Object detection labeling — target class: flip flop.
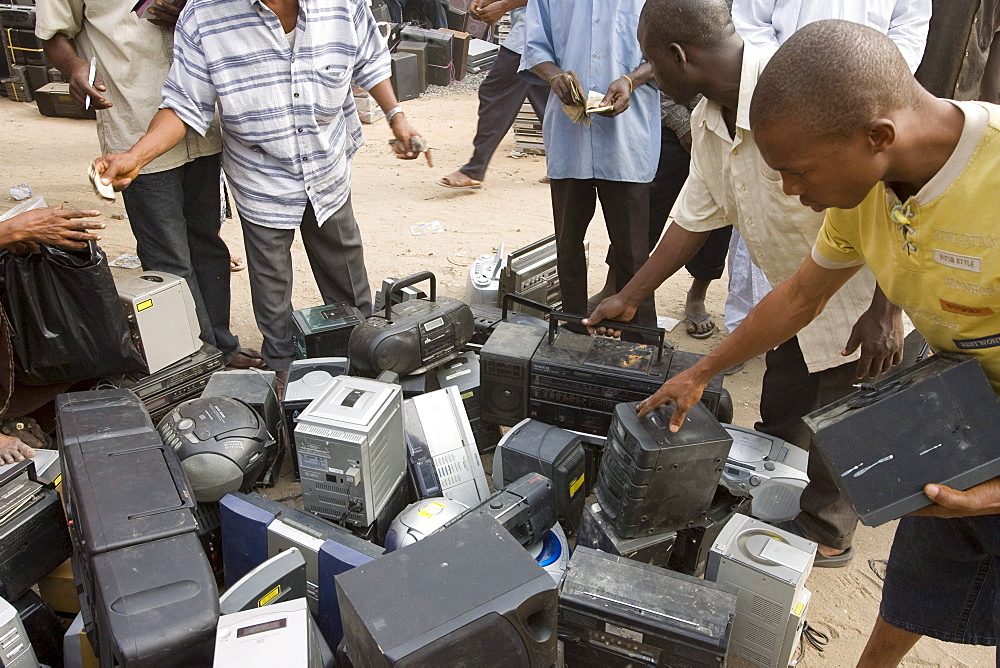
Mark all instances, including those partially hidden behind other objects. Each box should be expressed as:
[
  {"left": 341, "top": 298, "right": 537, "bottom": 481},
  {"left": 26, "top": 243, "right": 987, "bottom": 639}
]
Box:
[
  {"left": 227, "top": 348, "right": 267, "bottom": 370},
  {"left": 772, "top": 520, "right": 855, "bottom": 568},
  {"left": 230, "top": 255, "right": 246, "bottom": 272},
  {"left": 438, "top": 175, "right": 482, "bottom": 190},
  {"left": 684, "top": 312, "right": 716, "bottom": 339}
]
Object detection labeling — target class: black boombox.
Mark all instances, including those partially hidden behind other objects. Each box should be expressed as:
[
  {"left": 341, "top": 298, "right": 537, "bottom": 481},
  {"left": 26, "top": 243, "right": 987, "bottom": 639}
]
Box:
[
  {"left": 348, "top": 272, "right": 474, "bottom": 377},
  {"left": 435, "top": 472, "right": 557, "bottom": 548},
  {"left": 481, "top": 314, "right": 731, "bottom": 436}
]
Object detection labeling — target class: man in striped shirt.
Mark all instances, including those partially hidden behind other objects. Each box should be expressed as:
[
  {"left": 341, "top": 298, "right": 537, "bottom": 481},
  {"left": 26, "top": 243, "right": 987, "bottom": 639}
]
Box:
[{"left": 94, "top": 0, "right": 424, "bottom": 381}]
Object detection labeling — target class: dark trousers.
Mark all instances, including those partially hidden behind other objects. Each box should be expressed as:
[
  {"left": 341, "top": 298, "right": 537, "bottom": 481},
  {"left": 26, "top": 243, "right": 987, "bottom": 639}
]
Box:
[
  {"left": 121, "top": 153, "right": 239, "bottom": 360},
  {"left": 550, "top": 179, "right": 656, "bottom": 335},
  {"left": 460, "top": 46, "right": 549, "bottom": 182},
  {"left": 241, "top": 195, "right": 371, "bottom": 371},
  {"left": 756, "top": 337, "right": 860, "bottom": 550}
]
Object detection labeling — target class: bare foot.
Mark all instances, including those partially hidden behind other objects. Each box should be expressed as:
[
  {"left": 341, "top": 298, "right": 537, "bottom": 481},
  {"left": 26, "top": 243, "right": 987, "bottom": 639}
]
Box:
[
  {"left": 439, "top": 171, "right": 482, "bottom": 189},
  {"left": 684, "top": 278, "right": 716, "bottom": 338},
  {"left": 0, "top": 434, "right": 35, "bottom": 464}
]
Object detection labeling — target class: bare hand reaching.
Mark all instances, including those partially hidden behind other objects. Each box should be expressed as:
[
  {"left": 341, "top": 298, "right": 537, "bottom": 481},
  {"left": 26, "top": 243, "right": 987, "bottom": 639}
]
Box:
[{"left": 5, "top": 207, "right": 104, "bottom": 251}]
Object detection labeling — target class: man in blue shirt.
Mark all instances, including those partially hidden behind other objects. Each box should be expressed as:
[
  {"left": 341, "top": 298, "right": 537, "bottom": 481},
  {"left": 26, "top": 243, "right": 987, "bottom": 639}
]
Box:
[{"left": 520, "top": 0, "right": 660, "bottom": 332}]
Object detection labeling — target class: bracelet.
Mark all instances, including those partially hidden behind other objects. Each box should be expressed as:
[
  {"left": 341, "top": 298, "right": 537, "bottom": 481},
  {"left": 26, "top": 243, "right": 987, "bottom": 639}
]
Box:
[
  {"left": 385, "top": 106, "right": 404, "bottom": 127},
  {"left": 621, "top": 74, "right": 634, "bottom": 93}
]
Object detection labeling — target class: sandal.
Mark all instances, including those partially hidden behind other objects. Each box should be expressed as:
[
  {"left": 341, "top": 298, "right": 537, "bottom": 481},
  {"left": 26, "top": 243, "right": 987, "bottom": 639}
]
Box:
[
  {"left": 772, "top": 520, "right": 855, "bottom": 568},
  {"left": 230, "top": 255, "right": 246, "bottom": 272},
  {"left": 684, "top": 312, "right": 716, "bottom": 339},
  {"left": 438, "top": 173, "right": 482, "bottom": 190}
]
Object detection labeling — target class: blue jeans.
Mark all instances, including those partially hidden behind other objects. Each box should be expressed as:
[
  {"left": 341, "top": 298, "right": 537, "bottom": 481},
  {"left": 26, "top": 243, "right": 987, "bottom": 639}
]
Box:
[
  {"left": 882, "top": 514, "right": 1000, "bottom": 647},
  {"left": 121, "top": 154, "right": 240, "bottom": 360}
]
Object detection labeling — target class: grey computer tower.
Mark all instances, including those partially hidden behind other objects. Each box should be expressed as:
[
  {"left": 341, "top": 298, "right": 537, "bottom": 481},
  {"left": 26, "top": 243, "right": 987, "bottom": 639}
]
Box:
[
  {"left": 0, "top": 594, "right": 39, "bottom": 668},
  {"left": 116, "top": 271, "right": 201, "bottom": 373},
  {"left": 706, "top": 514, "right": 816, "bottom": 668},
  {"left": 295, "top": 376, "right": 406, "bottom": 528}
]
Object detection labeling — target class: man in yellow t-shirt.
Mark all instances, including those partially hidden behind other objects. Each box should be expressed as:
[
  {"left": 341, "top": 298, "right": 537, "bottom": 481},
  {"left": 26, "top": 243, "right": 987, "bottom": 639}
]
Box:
[{"left": 636, "top": 19, "right": 1000, "bottom": 667}]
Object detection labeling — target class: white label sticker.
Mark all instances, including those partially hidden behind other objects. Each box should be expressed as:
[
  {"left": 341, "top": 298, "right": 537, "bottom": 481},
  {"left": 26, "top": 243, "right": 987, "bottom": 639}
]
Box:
[
  {"left": 445, "top": 368, "right": 473, "bottom": 381},
  {"left": 606, "top": 623, "right": 643, "bottom": 644},
  {"left": 934, "top": 249, "right": 982, "bottom": 273}
]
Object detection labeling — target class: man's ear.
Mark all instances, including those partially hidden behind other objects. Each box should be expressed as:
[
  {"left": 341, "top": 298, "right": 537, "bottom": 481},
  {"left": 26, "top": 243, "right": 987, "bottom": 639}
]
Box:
[
  {"left": 668, "top": 42, "right": 688, "bottom": 67},
  {"left": 868, "top": 118, "right": 896, "bottom": 154}
]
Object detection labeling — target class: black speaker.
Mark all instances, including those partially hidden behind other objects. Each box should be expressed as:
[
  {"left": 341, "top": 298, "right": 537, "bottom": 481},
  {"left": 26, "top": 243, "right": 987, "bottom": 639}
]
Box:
[
  {"left": 394, "top": 41, "right": 428, "bottom": 94},
  {"left": 391, "top": 52, "right": 420, "bottom": 102},
  {"left": 336, "top": 512, "right": 558, "bottom": 667},
  {"left": 480, "top": 322, "right": 545, "bottom": 427}
]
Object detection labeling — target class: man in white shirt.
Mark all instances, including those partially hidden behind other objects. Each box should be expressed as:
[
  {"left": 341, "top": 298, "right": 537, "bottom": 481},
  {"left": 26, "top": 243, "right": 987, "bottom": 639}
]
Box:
[
  {"left": 723, "top": 0, "right": 931, "bottom": 335},
  {"left": 587, "top": 0, "right": 904, "bottom": 566}
]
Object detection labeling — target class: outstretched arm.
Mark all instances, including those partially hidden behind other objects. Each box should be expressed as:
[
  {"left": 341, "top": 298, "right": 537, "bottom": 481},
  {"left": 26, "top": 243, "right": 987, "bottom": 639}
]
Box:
[{"left": 638, "top": 255, "right": 862, "bottom": 425}]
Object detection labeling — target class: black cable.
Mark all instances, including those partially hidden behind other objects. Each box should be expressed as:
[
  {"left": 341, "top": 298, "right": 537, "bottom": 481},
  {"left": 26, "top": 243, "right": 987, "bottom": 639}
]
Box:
[{"left": 803, "top": 623, "right": 829, "bottom": 652}]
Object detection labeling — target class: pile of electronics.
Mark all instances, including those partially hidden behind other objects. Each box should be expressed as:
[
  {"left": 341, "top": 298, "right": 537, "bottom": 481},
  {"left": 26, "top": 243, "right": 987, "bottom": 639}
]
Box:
[
  {"left": 13, "top": 232, "right": 1000, "bottom": 667},
  {"left": 0, "top": 0, "right": 93, "bottom": 117},
  {"left": 354, "top": 2, "right": 499, "bottom": 118}
]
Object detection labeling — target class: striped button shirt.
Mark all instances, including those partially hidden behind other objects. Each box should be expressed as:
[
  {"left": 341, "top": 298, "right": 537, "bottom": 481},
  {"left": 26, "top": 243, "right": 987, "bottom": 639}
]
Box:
[{"left": 162, "top": 0, "right": 391, "bottom": 229}]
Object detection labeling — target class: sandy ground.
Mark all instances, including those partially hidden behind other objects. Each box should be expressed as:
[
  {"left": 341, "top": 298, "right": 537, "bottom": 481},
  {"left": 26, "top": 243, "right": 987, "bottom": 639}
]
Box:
[{"left": 1, "top": 89, "right": 994, "bottom": 667}]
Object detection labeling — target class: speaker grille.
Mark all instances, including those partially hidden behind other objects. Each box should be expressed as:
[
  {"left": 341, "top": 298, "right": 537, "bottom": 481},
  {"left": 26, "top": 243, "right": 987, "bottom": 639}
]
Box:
[
  {"left": 560, "top": 609, "right": 600, "bottom": 630},
  {"left": 182, "top": 453, "right": 244, "bottom": 502}
]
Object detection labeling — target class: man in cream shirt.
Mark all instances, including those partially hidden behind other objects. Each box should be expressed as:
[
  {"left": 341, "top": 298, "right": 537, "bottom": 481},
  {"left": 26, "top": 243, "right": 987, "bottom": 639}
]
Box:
[
  {"left": 37, "top": 1, "right": 260, "bottom": 369},
  {"left": 587, "top": 0, "right": 904, "bottom": 566}
]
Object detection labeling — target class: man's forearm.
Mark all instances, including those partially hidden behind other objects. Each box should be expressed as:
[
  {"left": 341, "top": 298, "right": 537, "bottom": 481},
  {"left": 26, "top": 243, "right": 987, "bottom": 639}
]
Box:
[
  {"left": 869, "top": 283, "right": 901, "bottom": 317},
  {"left": 531, "top": 61, "right": 564, "bottom": 83},
  {"left": 41, "top": 34, "right": 86, "bottom": 80},
  {"left": 693, "top": 259, "right": 860, "bottom": 383},
  {"left": 626, "top": 61, "right": 654, "bottom": 88},
  {"left": 619, "top": 223, "right": 710, "bottom": 306},
  {"left": 127, "top": 108, "right": 188, "bottom": 167},
  {"left": 367, "top": 78, "right": 401, "bottom": 116}
]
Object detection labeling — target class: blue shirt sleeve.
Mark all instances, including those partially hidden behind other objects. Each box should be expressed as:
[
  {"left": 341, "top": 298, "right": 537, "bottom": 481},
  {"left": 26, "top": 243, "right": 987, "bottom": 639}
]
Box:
[
  {"left": 160, "top": 6, "right": 218, "bottom": 137},
  {"left": 518, "top": 0, "right": 555, "bottom": 86}
]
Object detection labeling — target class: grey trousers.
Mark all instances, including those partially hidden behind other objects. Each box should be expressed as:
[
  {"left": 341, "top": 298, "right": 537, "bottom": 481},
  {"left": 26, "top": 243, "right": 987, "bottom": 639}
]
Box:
[
  {"left": 756, "top": 337, "right": 860, "bottom": 550},
  {"left": 241, "top": 195, "right": 371, "bottom": 371}
]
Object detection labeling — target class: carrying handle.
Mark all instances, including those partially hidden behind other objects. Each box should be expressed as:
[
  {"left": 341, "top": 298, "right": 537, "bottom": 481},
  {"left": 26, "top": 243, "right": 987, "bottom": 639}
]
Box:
[
  {"left": 547, "top": 312, "right": 667, "bottom": 363},
  {"left": 505, "top": 235, "right": 555, "bottom": 272},
  {"left": 0, "top": 458, "right": 37, "bottom": 489},
  {"left": 501, "top": 292, "right": 552, "bottom": 320},
  {"left": 383, "top": 272, "right": 436, "bottom": 324},
  {"left": 846, "top": 379, "right": 914, "bottom": 409}
]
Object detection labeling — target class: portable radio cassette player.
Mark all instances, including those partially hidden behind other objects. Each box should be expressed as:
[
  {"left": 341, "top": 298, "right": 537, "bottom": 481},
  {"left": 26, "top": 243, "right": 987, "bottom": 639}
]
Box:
[
  {"left": 348, "top": 272, "right": 474, "bottom": 377},
  {"left": 531, "top": 315, "right": 731, "bottom": 436}
]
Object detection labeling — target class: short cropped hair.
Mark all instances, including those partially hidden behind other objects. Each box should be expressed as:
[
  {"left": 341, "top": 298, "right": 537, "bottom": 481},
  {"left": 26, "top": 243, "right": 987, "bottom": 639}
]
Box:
[
  {"left": 750, "top": 19, "right": 922, "bottom": 139},
  {"left": 639, "top": 0, "right": 735, "bottom": 52}
]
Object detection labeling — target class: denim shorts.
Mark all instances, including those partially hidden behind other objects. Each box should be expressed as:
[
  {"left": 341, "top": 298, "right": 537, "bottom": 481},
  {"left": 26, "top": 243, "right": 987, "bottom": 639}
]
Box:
[{"left": 881, "top": 515, "right": 1000, "bottom": 645}]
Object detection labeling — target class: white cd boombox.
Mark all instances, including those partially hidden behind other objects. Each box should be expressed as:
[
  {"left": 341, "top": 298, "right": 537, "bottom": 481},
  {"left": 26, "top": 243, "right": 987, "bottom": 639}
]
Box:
[{"left": 722, "top": 425, "right": 809, "bottom": 523}]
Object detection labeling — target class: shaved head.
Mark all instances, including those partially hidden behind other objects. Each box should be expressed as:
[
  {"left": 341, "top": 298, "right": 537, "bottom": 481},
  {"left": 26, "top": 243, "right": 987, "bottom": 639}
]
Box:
[
  {"left": 750, "top": 19, "right": 923, "bottom": 139},
  {"left": 639, "top": 0, "right": 735, "bottom": 52}
]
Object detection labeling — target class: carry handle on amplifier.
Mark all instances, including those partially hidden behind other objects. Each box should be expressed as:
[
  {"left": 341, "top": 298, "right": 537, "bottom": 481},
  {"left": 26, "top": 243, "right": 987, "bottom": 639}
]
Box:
[
  {"left": 383, "top": 271, "right": 437, "bottom": 324},
  {"left": 548, "top": 312, "right": 667, "bottom": 363},
  {"left": 501, "top": 292, "right": 552, "bottom": 320},
  {"left": 0, "top": 458, "right": 38, "bottom": 489},
  {"left": 504, "top": 235, "right": 555, "bottom": 274}
]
